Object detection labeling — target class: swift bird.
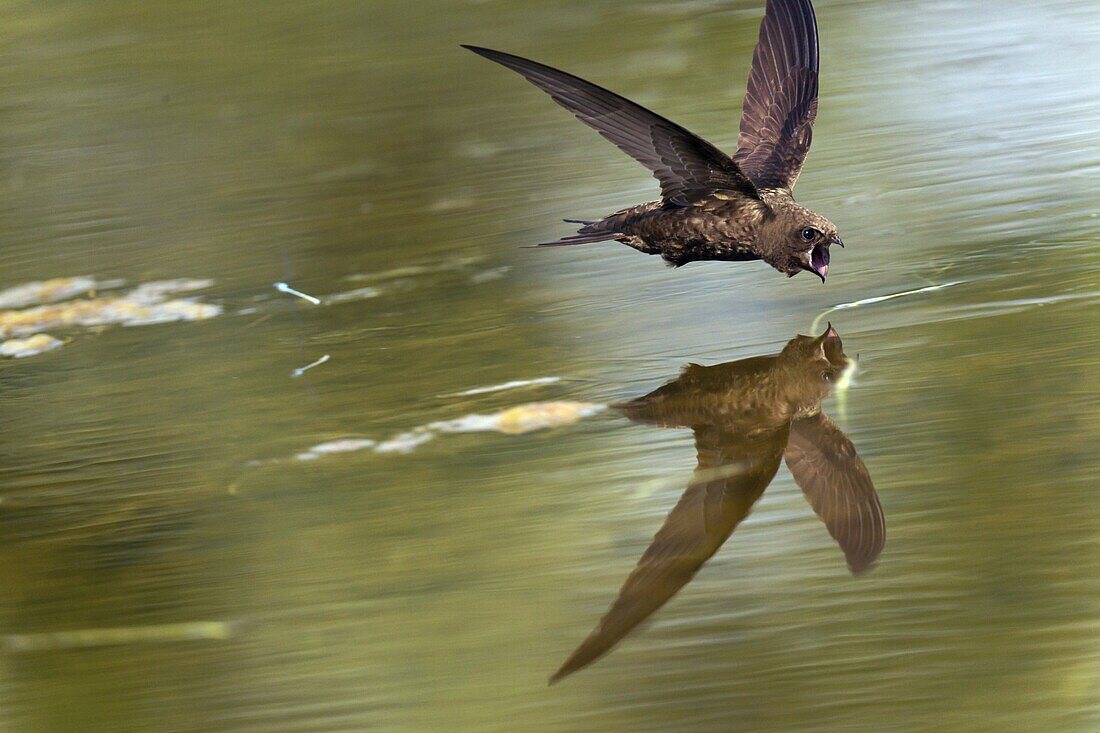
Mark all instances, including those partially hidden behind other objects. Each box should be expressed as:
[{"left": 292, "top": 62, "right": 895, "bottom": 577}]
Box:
[
  {"left": 550, "top": 326, "right": 884, "bottom": 683},
  {"left": 463, "top": 0, "right": 844, "bottom": 282}
]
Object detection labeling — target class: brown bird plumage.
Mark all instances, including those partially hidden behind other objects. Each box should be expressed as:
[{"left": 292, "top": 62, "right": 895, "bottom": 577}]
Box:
[
  {"left": 549, "top": 326, "right": 884, "bottom": 683},
  {"left": 464, "top": 0, "right": 844, "bottom": 282}
]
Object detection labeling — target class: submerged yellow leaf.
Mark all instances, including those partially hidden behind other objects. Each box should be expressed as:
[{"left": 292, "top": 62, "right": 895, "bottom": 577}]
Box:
[
  {"left": 0, "top": 279, "right": 221, "bottom": 339},
  {"left": 494, "top": 402, "right": 605, "bottom": 434},
  {"left": 0, "top": 276, "right": 98, "bottom": 309},
  {"left": 0, "top": 333, "right": 65, "bottom": 358}
]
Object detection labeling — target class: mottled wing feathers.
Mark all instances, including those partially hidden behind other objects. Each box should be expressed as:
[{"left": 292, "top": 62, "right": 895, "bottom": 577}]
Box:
[
  {"left": 550, "top": 428, "right": 785, "bottom": 683},
  {"left": 735, "top": 0, "right": 820, "bottom": 191},
  {"left": 784, "top": 412, "right": 884, "bottom": 574},
  {"left": 463, "top": 45, "right": 759, "bottom": 206}
]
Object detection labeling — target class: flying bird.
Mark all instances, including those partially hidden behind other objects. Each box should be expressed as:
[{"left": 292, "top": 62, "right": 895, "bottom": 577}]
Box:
[
  {"left": 463, "top": 0, "right": 843, "bottom": 282},
  {"left": 549, "top": 326, "right": 884, "bottom": 683}
]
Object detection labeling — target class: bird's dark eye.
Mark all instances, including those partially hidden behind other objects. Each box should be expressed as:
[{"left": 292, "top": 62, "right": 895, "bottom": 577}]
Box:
[{"left": 800, "top": 227, "right": 819, "bottom": 242}]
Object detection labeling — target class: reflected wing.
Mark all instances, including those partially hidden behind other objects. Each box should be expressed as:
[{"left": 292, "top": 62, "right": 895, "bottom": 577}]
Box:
[
  {"left": 734, "top": 0, "right": 820, "bottom": 191},
  {"left": 784, "top": 412, "right": 884, "bottom": 574},
  {"left": 550, "top": 427, "right": 785, "bottom": 683},
  {"left": 464, "top": 45, "right": 760, "bottom": 206}
]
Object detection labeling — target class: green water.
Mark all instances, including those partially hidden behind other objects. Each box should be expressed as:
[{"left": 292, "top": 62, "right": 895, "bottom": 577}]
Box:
[{"left": 1, "top": 0, "right": 1099, "bottom": 730}]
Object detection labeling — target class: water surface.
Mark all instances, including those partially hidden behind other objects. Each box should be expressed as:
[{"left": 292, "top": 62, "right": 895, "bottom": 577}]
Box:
[{"left": 1, "top": 0, "right": 1099, "bottom": 731}]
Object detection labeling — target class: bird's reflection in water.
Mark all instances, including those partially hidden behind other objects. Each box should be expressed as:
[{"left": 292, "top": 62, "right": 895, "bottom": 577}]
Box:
[{"left": 552, "top": 326, "right": 884, "bottom": 683}]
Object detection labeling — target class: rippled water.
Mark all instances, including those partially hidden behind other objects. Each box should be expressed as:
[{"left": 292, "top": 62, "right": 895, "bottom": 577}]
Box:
[{"left": 1, "top": 0, "right": 1098, "bottom": 730}]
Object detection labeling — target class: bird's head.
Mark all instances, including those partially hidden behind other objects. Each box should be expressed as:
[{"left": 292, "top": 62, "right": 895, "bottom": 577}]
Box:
[
  {"left": 778, "top": 324, "right": 849, "bottom": 409},
  {"left": 758, "top": 201, "right": 843, "bottom": 283}
]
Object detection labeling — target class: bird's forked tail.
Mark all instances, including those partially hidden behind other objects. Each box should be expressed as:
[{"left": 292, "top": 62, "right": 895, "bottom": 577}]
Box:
[{"left": 527, "top": 219, "right": 620, "bottom": 248}]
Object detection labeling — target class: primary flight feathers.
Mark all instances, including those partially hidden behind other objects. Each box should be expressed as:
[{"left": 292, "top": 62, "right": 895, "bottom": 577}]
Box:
[
  {"left": 736, "top": 0, "right": 820, "bottom": 190},
  {"left": 461, "top": 45, "right": 759, "bottom": 206},
  {"left": 463, "top": 0, "right": 820, "bottom": 199}
]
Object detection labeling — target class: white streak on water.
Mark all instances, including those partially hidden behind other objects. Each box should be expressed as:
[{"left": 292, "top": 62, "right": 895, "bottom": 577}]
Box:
[
  {"left": 444, "top": 377, "right": 562, "bottom": 397},
  {"left": 811, "top": 281, "right": 963, "bottom": 333},
  {"left": 291, "top": 354, "right": 330, "bottom": 378},
  {"left": 274, "top": 281, "right": 321, "bottom": 305}
]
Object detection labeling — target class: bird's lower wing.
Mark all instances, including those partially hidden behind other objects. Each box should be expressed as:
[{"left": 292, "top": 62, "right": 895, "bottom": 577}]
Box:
[
  {"left": 784, "top": 411, "right": 884, "bottom": 574},
  {"left": 550, "top": 429, "right": 785, "bottom": 683}
]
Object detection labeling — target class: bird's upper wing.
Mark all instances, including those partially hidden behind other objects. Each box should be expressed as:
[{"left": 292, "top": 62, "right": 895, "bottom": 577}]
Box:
[
  {"left": 464, "top": 45, "right": 760, "bottom": 206},
  {"left": 550, "top": 427, "right": 785, "bottom": 683},
  {"left": 734, "top": 0, "right": 820, "bottom": 192},
  {"left": 784, "top": 412, "right": 884, "bottom": 574}
]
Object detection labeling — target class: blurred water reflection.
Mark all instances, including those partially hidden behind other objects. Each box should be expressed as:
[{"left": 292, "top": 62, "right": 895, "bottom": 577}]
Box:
[
  {"left": 552, "top": 327, "right": 883, "bottom": 682},
  {"left": 0, "top": 0, "right": 1098, "bottom": 731}
]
